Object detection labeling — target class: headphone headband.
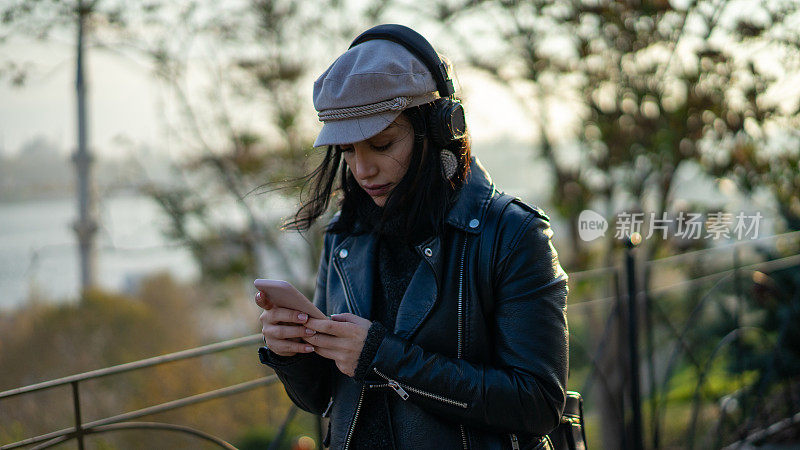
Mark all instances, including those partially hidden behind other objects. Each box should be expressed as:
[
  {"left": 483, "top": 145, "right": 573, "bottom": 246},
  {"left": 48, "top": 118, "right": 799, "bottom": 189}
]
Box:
[{"left": 349, "top": 24, "right": 455, "bottom": 98}]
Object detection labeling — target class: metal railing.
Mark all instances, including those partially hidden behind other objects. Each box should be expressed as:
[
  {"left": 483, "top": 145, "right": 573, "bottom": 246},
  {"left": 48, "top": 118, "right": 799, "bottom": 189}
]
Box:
[
  {"left": 3, "top": 230, "right": 799, "bottom": 449},
  {"left": 567, "top": 230, "right": 800, "bottom": 449},
  {"left": 0, "top": 334, "right": 276, "bottom": 450}
]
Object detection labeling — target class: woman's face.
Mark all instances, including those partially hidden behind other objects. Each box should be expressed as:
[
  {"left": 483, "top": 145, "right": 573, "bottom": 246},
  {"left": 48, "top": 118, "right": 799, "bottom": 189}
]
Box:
[{"left": 339, "top": 113, "right": 415, "bottom": 207}]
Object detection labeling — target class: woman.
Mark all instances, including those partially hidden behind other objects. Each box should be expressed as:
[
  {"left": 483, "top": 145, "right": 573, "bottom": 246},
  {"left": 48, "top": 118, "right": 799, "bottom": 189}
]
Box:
[{"left": 255, "top": 24, "right": 569, "bottom": 450}]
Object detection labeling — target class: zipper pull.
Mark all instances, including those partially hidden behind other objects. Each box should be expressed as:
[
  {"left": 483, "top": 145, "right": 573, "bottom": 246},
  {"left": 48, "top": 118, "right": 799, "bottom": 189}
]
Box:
[
  {"left": 374, "top": 368, "right": 410, "bottom": 400},
  {"left": 510, "top": 433, "right": 520, "bottom": 450},
  {"left": 322, "top": 397, "right": 334, "bottom": 418},
  {"left": 388, "top": 380, "right": 410, "bottom": 400}
]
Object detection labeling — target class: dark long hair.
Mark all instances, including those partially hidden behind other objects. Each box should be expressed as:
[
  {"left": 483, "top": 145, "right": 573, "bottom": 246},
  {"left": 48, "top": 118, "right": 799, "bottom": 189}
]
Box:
[{"left": 283, "top": 102, "right": 471, "bottom": 242}]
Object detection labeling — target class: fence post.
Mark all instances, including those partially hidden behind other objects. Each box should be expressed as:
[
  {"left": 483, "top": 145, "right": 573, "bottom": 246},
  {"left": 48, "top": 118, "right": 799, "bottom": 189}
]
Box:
[
  {"left": 625, "top": 234, "right": 644, "bottom": 450},
  {"left": 733, "top": 246, "right": 746, "bottom": 426},
  {"left": 643, "top": 263, "right": 659, "bottom": 450},
  {"left": 71, "top": 381, "right": 85, "bottom": 450}
]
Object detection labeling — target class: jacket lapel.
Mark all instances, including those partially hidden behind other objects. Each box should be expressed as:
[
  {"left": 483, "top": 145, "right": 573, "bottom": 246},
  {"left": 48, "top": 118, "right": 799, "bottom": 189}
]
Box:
[
  {"left": 332, "top": 156, "right": 496, "bottom": 339},
  {"left": 392, "top": 156, "right": 496, "bottom": 340},
  {"left": 393, "top": 235, "right": 444, "bottom": 339},
  {"left": 332, "top": 233, "right": 377, "bottom": 318}
]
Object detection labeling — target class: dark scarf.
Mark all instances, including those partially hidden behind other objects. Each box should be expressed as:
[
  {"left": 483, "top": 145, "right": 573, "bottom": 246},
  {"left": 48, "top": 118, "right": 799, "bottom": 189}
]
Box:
[
  {"left": 355, "top": 198, "right": 424, "bottom": 241},
  {"left": 353, "top": 185, "right": 460, "bottom": 244}
]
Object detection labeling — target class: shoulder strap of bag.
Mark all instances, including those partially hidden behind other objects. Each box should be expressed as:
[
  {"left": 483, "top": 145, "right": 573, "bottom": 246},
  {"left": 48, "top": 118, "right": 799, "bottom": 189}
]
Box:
[
  {"left": 477, "top": 195, "right": 588, "bottom": 450},
  {"left": 477, "top": 192, "right": 516, "bottom": 314}
]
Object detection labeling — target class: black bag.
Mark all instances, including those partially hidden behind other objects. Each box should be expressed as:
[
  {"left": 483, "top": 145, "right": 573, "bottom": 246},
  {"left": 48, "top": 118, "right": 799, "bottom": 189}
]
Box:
[{"left": 477, "top": 192, "right": 588, "bottom": 450}]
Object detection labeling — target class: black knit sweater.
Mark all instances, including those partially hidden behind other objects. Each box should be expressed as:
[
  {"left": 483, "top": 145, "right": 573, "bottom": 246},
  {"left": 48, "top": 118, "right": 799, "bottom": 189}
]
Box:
[{"left": 346, "top": 199, "right": 428, "bottom": 449}]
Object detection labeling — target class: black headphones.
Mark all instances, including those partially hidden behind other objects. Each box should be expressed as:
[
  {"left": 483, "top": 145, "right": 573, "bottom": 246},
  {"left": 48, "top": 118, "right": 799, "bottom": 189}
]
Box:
[{"left": 349, "top": 24, "right": 467, "bottom": 149}]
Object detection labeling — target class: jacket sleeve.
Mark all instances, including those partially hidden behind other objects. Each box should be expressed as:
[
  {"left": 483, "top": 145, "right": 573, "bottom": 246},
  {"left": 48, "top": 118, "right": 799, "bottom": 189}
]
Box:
[
  {"left": 259, "top": 229, "right": 337, "bottom": 415},
  {"left": 365, "top": 213, "right": 569, "bottom": 436}
]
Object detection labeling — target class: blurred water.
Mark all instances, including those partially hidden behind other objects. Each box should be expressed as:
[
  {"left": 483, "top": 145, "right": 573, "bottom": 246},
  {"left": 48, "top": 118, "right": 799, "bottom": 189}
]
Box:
[{"left": 0, "top": 194, "right": 198, "bottom": 310}]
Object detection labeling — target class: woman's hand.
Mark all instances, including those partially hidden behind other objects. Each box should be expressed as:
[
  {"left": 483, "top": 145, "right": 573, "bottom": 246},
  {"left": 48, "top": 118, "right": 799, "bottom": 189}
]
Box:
[
  {"left": 303, "top": 313, "right": 371, "bottom": 377},
  {"left": 255, "top": 291, "right": 316, "bottom": 357}
]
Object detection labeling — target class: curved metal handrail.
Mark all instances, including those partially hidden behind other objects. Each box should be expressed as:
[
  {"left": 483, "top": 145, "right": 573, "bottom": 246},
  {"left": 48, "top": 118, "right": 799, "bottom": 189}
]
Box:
[
  {"left": 653, "top": 273, "right": 735, "bottom": 437},
  {"left": 0, "top": 335, "right": 274, "bottom": 450},
  {"left": 30, "top": 422, "right": 238, "bottom": 450},
  {"left": 651, "top": 260, "right": 795, "bottom": 441},
  {"left": 0, "top": 376, "right": 279, "bottom": 449},
  {"left": 685, "top": 327, "right": 769, "bottom": 449},
  {"left": 722, "top": 411, "right": 800, "bottom": 449},
  {"left": 0, "top": 334, "right": 264, "bottom": 400}
]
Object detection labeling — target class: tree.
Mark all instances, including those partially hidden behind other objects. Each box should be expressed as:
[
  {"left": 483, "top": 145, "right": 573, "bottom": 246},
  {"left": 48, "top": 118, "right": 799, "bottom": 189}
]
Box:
[
  {"left": 416, "top": 0, "right": 800, "bottom": 448},
  {"left": 134, "top": 0, "right": 402, "bottom": 290},
  {"left": 1, "top": 0, "right": 159, "bottom": 292},
  {"left": 0, "top": 0, "right": 383, "bottom": 294},
  {"left": 423, "top": 0, "right": 800, "bottom": 266}
]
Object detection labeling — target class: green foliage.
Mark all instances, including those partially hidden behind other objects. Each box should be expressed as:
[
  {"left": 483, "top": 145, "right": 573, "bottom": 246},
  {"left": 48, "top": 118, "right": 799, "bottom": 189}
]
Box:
[
  {"left": 426, "top": 0, "right": 800, "bottom": 268},
  {"left": 237, "top": 426, "right": 281, "bottom": 450},
  {"left": 663, "top": 360, "right": 759, "bottom": 404}
]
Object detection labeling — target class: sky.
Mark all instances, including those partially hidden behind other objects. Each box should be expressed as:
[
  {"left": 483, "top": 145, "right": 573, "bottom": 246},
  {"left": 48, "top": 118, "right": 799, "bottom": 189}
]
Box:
[
  {"left": 0, "top": 35, "right": 538, "bottom": 159},
  {"left": 2, "top": 1, "right": 795, "bottom": 169},
  {"left": 1, "top": 37, "right": 158, "bottom": 157}
]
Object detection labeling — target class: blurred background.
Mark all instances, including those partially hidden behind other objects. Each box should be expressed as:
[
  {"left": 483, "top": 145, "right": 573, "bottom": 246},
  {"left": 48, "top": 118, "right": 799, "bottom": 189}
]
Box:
[{"left": 1, "top": 0, "right": 799, "bottom": 448}]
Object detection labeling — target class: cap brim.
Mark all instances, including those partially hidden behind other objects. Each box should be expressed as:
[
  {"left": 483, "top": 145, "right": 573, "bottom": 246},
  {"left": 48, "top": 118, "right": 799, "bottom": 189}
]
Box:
[{"left": 313, "top": 110, "right": 402, "bottom": 148}]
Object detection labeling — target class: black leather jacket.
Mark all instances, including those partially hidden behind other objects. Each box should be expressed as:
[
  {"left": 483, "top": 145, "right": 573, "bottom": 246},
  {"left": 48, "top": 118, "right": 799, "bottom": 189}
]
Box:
[{"left": 260, "top": 157, "right": 569, "bottom": 450}]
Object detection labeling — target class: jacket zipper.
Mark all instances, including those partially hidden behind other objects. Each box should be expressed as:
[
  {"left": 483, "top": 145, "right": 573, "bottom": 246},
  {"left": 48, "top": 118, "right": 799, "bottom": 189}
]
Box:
[
  {"left": 335, "top": 247, "right": 363, "bottom": 450},
  {"left": 455, "top": 232, "right": 521, "bottom": 450},
  {"left": 457, "top": 236, "right": 466, "bottom": 358},
  {"left": 458, "top": 237, "right": 469, "bottom": 450},
  {"left": 373, "top": 368, "right": 468, "bottom": 408},
  {"left": 343, "top": 385, "right": 365, "bottom": 450}
]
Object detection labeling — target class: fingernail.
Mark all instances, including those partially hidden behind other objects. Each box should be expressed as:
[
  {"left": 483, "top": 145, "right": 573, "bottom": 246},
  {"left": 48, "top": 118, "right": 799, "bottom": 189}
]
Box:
[
  {"left": 298, "top": 313, "right": 308, "bottom": 321},
  {"left": 305, "top": 345, "right": 313, "bottom": 352},
  {"left": 305, "top": 328, "right": 315, "bottom": 335}
]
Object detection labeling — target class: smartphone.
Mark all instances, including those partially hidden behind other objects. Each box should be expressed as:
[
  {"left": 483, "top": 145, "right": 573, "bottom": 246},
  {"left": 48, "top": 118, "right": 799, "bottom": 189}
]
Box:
[{"left": 254, "top": 279, "right": 327, "bottom": 320}]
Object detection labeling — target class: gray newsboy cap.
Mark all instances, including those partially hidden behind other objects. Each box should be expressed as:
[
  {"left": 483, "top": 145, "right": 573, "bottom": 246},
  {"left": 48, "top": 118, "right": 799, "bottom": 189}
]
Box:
[{"left": 312, "top": 39, "right": 440, "bottom": 147}]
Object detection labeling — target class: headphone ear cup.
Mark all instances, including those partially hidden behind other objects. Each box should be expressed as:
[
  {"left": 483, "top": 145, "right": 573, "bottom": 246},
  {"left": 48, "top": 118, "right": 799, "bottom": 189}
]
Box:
[
  {"left": 447, "top": 101, "right": 467, "bottom": 141},
  {"left": 428, "top": 98, "right": 467, "bottom": 148}
]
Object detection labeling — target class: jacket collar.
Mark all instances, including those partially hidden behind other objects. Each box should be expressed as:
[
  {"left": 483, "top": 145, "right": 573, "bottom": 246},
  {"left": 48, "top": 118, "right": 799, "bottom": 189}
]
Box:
[
  {"left": 445, "top": 156, "right": 498, "bottom": 234},
  {"left": 339, "top": 155, "right": 497, "bottom": 236},
  {"left": 331, "top": 156, "right": 498, "bottom": 338}
]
